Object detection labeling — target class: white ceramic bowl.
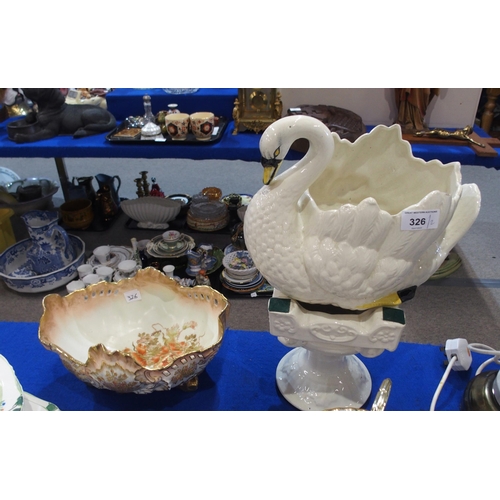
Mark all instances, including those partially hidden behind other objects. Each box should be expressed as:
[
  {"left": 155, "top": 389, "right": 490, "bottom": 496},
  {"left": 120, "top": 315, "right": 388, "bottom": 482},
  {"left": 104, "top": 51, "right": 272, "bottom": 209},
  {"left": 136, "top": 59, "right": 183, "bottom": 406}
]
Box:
[
  {"left": 38, "top": 267, "right": 230, "bottom": 394},
  {"left": 0, "top": 235, "right": 85, "bottom": 293},
  {"left": 121, "top": 197, "right": 182, "bottom": 229}
]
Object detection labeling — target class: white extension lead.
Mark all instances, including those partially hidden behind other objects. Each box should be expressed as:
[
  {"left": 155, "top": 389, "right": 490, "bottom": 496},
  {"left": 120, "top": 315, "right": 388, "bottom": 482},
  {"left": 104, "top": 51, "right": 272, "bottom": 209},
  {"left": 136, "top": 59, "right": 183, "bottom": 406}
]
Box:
[{"left": 429, "top": 339, "right": 500, "bottom": 411}]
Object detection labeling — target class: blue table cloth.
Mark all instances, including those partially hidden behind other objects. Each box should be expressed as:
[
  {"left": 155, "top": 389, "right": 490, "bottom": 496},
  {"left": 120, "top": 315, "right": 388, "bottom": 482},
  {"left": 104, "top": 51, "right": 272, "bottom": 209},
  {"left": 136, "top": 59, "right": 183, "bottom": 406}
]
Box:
[
  {"left": 0, "top": 87, "right": 499, "bottom": 166},
  {"left": 106, "top": 88, "right": 238, "bottom": 121},
  {"left": 0, "top": 322, "right": 495, "bottom": 411}
]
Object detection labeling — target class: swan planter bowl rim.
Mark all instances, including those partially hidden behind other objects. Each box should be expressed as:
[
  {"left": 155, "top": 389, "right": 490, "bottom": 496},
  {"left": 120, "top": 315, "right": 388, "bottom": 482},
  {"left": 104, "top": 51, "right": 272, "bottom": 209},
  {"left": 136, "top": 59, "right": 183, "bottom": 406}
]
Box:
[
  {"left": 38, "top": 267, "right": 230, "bottom": 394},
  {"left": 244, "top": 116, "right": 481, "bottom": 311}
]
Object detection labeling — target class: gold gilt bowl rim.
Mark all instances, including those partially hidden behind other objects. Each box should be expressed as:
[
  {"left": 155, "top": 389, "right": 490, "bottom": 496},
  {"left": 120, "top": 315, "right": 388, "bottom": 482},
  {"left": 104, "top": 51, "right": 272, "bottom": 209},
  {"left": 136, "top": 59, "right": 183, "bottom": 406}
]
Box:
[{"left": 38, "top": 267, "right": 230, "bottom": 372}]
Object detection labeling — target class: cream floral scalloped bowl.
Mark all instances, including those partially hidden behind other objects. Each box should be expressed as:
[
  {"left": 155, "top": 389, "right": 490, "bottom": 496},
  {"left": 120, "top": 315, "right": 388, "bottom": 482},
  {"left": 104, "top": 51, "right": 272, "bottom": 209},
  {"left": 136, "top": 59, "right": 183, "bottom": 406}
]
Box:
[{"left": 38, "top": 267, "right": 229, "bottom": 394}]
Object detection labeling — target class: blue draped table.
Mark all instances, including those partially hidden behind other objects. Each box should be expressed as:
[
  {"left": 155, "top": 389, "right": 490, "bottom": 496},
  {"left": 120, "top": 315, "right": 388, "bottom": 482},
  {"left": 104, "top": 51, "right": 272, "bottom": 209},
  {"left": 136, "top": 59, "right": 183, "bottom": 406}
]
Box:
[
  {"left": 0, "top": 118, "right": 498, "bottom": 165},
  {"left": 0, "top": 85, "right": 498, "bottom": 165},
  {"left": 1, "top": 87, "right": 499, "bottom": 202},
  {"left": 0, "top": 322, "right": 495, "bottom": 411},
  {"left": 106, "top": 88, "right": 238, "bottom": 121}
]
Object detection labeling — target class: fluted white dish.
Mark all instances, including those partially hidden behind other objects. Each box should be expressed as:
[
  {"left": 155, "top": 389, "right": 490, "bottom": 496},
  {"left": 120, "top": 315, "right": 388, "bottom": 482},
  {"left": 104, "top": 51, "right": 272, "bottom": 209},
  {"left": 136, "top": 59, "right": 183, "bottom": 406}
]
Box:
[{"left": 121, "top": 196, "right": 182, "bottom": 229}]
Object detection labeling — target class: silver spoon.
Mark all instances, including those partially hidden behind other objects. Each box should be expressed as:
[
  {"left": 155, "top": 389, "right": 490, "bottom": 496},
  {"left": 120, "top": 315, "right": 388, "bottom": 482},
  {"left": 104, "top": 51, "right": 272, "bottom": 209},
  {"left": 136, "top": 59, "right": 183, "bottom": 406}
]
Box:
[{"left": 325, "top": 378, "right": 392, "bottom": 411}]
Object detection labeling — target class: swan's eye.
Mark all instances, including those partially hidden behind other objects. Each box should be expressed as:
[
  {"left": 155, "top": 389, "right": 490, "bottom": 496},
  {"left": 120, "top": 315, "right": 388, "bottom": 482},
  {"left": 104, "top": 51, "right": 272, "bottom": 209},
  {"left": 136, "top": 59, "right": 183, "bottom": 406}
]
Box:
[{"left": 274, "top": 147, "right": 280, "bottom": 158}]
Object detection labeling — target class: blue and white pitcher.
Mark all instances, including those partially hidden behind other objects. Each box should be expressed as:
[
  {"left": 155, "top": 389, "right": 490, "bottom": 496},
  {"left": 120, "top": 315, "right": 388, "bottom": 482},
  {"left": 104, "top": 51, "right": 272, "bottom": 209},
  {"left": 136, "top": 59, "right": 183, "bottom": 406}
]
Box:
[{"left": 21, "top": 210, "right": 75, "bottom": 274}]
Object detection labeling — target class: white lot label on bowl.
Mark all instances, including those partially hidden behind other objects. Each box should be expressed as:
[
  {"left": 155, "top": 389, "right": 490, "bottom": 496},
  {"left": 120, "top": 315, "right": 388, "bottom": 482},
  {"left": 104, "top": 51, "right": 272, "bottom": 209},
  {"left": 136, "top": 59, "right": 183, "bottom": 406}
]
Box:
[
  {"left": 401, "top": 210, "right": 440, "bottom": 231},
  {"left": 124, "top": 289, "right": 142, "bottom": 303}
]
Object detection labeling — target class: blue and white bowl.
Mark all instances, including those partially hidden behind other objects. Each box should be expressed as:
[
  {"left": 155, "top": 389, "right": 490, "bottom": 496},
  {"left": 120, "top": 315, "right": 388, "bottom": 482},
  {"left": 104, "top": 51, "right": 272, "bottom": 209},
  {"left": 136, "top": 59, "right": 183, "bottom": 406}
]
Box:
[{"left": 0, "top": 235, "right": 85, "bottom": 293}]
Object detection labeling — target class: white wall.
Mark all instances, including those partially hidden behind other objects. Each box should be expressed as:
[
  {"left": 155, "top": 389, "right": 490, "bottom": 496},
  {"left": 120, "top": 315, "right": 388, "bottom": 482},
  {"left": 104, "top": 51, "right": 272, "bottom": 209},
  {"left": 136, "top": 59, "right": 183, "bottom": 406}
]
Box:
[{"left": 278, "top": 89, "right": 482, "bottom": 129}]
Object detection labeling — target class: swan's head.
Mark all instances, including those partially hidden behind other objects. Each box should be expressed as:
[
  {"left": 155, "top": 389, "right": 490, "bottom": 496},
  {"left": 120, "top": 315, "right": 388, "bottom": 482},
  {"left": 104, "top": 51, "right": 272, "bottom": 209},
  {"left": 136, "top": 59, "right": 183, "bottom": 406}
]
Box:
[
  {"left": 259, "top": 119, "right": 290, "bottom": 185},
  {"left": 259, "top": 115, "right": 325, "bottom": 185},
  {"left": 260, "top": 156, "right": 282, "bottom": 185},
  {"left": 259, "top": 116, "right": 304, "bottom": 185}
]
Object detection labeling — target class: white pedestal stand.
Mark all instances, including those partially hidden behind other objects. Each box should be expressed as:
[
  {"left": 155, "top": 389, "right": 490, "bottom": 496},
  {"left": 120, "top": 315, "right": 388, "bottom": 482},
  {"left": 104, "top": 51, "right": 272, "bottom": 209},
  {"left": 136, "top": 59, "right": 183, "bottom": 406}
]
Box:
[{"left": 268, "top": 290, "right": 406, "bottom": 411}]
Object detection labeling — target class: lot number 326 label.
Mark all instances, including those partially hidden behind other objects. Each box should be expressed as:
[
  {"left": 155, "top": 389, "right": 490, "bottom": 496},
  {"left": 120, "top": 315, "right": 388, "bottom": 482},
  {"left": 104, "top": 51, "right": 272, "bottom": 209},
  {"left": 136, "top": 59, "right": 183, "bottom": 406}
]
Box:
[{"left": 401, "top": 210, "right": 440, "bottom": 231}]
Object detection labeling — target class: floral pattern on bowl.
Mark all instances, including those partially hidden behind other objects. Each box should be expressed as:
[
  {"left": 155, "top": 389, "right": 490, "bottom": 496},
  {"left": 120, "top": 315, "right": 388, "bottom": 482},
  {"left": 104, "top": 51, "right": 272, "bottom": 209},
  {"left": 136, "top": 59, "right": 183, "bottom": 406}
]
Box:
[
  {"left": 222, "top": 250, "right": 256, "bottom": 276},
  {"left": 39, "top": 267, "right": 230, "bottom": 394}
]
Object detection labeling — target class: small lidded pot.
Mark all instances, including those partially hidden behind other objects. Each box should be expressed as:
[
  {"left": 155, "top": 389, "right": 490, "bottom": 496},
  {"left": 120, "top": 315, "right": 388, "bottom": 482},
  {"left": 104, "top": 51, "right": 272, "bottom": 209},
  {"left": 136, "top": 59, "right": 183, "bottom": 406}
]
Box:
[{"left": 167, "top": 103, "right": 180, "bottom": 114}]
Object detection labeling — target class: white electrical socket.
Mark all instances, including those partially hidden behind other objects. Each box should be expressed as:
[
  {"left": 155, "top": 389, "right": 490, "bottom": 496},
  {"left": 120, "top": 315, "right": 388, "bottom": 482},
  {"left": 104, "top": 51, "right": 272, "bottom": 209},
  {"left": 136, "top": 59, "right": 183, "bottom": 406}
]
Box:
[{"left": 445, "top": 338, "right": 472, "bottom": 371}]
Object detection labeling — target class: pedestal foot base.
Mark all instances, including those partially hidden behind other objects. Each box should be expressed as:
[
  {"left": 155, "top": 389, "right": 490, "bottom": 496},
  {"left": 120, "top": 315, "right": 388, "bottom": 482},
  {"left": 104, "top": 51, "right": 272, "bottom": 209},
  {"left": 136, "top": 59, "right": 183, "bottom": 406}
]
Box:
[{"left": 276, "top": 347, "right": 372, "bottom": 411}]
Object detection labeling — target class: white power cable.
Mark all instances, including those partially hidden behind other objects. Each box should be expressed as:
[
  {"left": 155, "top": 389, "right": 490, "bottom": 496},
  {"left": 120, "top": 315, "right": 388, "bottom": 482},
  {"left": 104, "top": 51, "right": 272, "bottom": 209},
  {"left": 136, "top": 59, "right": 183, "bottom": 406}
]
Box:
[
  {"left": 430, "top": 355, "right": 457, "bottom": 411},
  {"left": 467, "top": 343, "right": 500, "bottom": 375},
  {"left": 430, "top": 341, "right": 500, "bottom": 411}
]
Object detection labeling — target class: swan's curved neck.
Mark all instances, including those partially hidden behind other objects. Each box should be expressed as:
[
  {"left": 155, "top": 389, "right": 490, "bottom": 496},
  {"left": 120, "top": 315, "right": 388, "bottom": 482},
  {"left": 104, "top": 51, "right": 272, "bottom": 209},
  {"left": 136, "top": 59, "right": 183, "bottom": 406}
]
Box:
[{"left": 276, "top": 120, "right": 334, "bottom": 201}]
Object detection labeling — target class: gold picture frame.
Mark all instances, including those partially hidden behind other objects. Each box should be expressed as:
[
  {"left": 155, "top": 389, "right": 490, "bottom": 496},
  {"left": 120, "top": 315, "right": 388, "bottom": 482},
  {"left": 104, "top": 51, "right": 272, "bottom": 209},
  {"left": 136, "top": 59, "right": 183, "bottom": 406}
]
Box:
[{"left": 232, "top": 88, "right": 282, "bottom": 135}]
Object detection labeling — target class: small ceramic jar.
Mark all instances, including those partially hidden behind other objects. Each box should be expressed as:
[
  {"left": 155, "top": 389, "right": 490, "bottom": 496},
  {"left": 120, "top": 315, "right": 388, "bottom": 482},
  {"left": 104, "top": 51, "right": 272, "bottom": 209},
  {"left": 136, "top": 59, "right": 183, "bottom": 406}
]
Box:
[
  {"left": 82, "top": 274, "right": 101, "bottom": 286},
  {"left": 66, "top": 279, "right": 85, "bottom": 294},
  {"left": 118, "top": 260, "right": 139, "bottom": 278},
  {"left": 165, "top": 113, "right": 190, "bottom": 141},
  {"left": 163, "top": 265, "right": 175, "bottom": 278},
  {"left": 167, "top": 103, "right": 180, "bottom": 114},
  {"left": 77, "top": 264, "right": 94, "bottom": 280},
  {"left": 186, "top": 250, "right": 202, "bottom": 273},
  {"left": 190, "top": 112, "right": 215, "bottom": 141},
  {"left": 95, "top": 266, "right": 114, "bottom": 282},
  {"left": 93, "top": 245, "right": 111, "bottom": 265}
]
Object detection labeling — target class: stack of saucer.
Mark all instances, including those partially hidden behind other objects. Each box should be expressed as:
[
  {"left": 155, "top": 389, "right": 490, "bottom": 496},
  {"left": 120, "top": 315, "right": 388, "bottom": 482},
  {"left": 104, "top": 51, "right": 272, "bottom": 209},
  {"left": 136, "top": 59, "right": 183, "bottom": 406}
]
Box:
[
  {"left": 146, "top": 233, "right": 195, "bottom": 259},
  {"left": 220, "top": 250, "right": 264, "bottom": 293},
  {"left": 187, "top": 201, "right": 229, "bottom": 232}
]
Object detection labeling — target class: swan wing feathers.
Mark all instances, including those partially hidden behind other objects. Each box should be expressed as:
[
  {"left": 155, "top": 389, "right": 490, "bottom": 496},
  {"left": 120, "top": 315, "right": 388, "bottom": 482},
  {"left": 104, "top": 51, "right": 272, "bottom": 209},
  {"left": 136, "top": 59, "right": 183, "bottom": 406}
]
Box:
[
  {"left": 301, "top": 190, "right": 458, "bottom": 305},
  {"left": 302, "top": 198, "right": 396, "bottom": 302},
  {"left": 378, "top": 190, "right": 454, "bottom": 261}
]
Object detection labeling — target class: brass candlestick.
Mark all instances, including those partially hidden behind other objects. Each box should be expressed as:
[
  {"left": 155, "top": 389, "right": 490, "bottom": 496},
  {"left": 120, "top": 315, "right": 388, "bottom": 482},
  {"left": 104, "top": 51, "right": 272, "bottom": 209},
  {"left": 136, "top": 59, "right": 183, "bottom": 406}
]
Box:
[
  {"left": 139, "top": 171, "right": 150, "bottom": 196},
  {"left": 134, "top": 178, "right": 145, "bottom": 198}
]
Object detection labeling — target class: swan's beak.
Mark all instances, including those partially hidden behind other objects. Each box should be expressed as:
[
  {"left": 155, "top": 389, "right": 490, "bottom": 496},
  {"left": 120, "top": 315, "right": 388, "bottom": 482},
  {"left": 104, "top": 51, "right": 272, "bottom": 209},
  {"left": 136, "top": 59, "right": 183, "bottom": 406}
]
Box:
[{"left": 261, "top": 157, "right": 282, "bottom": 185}]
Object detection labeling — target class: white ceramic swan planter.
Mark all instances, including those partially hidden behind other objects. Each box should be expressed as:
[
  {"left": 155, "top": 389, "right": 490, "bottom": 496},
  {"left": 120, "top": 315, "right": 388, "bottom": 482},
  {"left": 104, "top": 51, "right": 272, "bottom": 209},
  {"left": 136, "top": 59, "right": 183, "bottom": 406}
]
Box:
[
  {"left": 244, "top": 115, "right": 481, "bottom": 410},
  {"left": 245, "top": 115, "right": 480, "bottom": 310}
]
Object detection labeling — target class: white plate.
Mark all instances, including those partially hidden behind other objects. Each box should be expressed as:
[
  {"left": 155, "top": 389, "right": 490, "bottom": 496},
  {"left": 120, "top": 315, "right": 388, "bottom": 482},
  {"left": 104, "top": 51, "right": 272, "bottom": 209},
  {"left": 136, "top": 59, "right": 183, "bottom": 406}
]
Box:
[
  {"left": 87, "top": 246, "right": 133, "bottom": 269},
  {"left": 22, "top": 392, "right": 60, "bottom": 411},
  {"left": 0, "top": 354, "right": 23, "bottom": 411},
  {"left": 0, "top": 167, "right": 21, "bottom": 186}
]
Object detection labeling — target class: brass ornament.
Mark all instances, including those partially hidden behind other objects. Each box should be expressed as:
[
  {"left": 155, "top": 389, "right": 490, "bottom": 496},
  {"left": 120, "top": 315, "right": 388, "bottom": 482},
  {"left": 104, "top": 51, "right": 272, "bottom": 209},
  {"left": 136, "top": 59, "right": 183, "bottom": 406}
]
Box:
[{"left": 232, "top": 88, "right": 282, "bottom": 135}]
